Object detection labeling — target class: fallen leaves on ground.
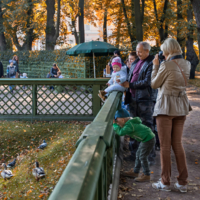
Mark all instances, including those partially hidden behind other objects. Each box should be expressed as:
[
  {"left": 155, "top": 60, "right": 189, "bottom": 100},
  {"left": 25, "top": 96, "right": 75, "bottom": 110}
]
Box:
[{"left": 0, "top": 120, "right": 90, "bottom": 200}]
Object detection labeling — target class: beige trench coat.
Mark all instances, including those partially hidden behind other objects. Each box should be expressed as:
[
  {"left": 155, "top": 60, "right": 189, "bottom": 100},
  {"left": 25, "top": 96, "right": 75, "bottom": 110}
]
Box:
[{"left": 151, "top": 53, "right": 192, "bottom": 117}]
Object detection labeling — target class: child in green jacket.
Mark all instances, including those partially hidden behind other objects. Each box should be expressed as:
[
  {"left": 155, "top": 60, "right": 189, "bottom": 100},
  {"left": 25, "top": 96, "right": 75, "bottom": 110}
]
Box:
[{"left": 113, "top": 108, "right": 155, "bottom": 182}]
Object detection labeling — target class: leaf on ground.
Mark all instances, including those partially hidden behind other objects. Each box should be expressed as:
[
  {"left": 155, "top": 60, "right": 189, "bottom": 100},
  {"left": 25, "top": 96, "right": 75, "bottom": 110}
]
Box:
[{"left": 189, "top": 183, "right": 197, "bottom": 186}]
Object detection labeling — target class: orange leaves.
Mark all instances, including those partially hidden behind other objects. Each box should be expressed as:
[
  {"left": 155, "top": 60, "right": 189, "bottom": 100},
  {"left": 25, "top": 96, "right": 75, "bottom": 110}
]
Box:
[
  {"left": 26, "top": 190, "right": 32, "bottom": 196},
  {"left": 38, "top": 194, "right": 45, "bottom": 198}
]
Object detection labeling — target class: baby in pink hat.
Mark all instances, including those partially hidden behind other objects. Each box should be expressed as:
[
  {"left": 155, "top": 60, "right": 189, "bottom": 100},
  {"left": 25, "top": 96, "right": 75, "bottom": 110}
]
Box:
[{"left": 98, "top": 57, "right": 127, "bottom": 101}]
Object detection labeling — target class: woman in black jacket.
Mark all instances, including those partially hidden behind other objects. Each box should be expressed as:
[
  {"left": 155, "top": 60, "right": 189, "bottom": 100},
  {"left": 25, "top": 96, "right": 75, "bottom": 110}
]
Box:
[
  {"left": 50, "top": 63, "right": 60, "bottom": 78},
  {"left": 0, "top": 61, "right": 4, "bottom": 78}
]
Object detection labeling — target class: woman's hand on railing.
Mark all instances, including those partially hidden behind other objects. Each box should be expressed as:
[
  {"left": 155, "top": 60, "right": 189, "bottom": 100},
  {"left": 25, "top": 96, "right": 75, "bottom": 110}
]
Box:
[{"left": 106, "top": 83, "right": 110, "bottom": 86}]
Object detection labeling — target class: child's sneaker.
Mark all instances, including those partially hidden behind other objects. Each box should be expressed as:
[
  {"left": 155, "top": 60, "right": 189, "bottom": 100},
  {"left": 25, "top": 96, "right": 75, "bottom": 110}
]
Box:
[
  {"left": 135, "top": 173, "right": 150, "bottom": 182},
  {"left": 152, "top": 180, "right": 171, "bottom": 191},
  {"left": 98, "top": 90, "right": 106, "bottom": 98},
  {"left": 98, "top": 94, "right": 107, "bottom": 102},
  {"left": 174, "top": 182, "right": 187, "bottom": 193},
  {"left": 121, "top": 170, "right": 138, "bottom": 178}
]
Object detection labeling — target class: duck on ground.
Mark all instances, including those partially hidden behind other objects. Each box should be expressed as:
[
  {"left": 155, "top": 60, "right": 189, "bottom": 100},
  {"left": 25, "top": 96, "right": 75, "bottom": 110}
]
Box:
[
  {"left": 1, "top": 163, "right": 13, "bottom": 180},
  {"left": 32, "top": 161, "right": 45, "bottom": 181},
  {"left": 7, "top": 158, "right": 16, "bottom": 168},
  {"left": 38, "top": 140, "right": 47, "bottom": 149}
]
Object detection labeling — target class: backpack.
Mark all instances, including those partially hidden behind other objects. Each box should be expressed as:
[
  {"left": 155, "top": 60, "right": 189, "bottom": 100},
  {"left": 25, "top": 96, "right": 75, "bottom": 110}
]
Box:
[{"left": 7, "top": 65, "right": 16, "bottom": 77}]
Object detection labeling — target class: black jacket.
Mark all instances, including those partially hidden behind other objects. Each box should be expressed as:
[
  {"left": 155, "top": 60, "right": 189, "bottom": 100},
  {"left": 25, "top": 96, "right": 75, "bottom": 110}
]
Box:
[
  {"left": 125, "top": 55, "right": 157, "bottom": 102},
  {"left": 0, "top": 62, "right": 3, "bottom": 77}
]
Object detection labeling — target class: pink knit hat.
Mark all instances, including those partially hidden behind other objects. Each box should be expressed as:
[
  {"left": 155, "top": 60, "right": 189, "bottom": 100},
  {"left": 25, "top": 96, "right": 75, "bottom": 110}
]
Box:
[{"left": 112, "top": 57, "right": 122, "bottom": 68}]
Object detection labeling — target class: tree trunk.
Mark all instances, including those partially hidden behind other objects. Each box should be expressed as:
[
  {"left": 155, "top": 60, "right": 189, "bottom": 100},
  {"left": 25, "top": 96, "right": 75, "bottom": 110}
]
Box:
[
  {"left": 186, "top": 6, "right": 199, "bottom": 79},
  {"left": 103, "top": 7, "right": 107, "bottom": 42},
  {"left": 72, "top": 20, "right": 79, "bottom": 44},
  {"left": 134, "top": 0, "right": 143, "bottom": 41},
  {"left": 116, "top": 7, "right": 123, "bottom": 48},
  {"left": 153, "top": 0, "right": 169, "bottom": 43},
  {"left": 23, "top": 0, "right": 34, "bottom": 50},
  {"left": 79, "top": 0, "right": 85, "bottom": 43},
  {"left": 121, "top": 0, "right": 135, "bottom": 42},
  {"left": 191, "top": 0, "right": 200, "bottom": 60},
  {"left": 12, "top": 0, "right": 34, "bottom": 51},
  {"left": 45, "top": 0, "right": 60, "bottom": 50},
  {"left": 177, "top": 0, "right": 185, "bottom": 51},
  {"left": 0, "top": 1, "right": 7, "bottom": 51}
]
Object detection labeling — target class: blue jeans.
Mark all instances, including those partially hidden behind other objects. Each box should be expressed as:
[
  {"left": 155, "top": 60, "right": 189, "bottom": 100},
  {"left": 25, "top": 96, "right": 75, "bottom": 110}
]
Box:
[{"left": 9, "top": 75, "right": 16, "bottom": 91}]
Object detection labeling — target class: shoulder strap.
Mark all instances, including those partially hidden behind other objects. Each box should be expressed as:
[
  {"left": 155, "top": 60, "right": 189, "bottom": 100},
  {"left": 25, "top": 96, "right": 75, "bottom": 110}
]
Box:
[{"left": 172, "top": 60, "right": 187, "bottom": 86}]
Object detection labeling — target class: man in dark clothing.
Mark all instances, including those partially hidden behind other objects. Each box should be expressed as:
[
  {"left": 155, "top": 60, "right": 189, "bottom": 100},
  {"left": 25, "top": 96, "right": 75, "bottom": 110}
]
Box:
[
  {"left": 0, "top": 61, "right": 4, "bottom": 78},
  {"left": 121, "top": 42, "right": 158, "bottom": 165}
]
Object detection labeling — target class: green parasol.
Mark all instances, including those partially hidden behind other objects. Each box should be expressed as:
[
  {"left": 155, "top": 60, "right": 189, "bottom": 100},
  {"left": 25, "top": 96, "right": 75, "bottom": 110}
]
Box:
[{"left": 66, "top": 41, "right": 119, "bottom": 78}]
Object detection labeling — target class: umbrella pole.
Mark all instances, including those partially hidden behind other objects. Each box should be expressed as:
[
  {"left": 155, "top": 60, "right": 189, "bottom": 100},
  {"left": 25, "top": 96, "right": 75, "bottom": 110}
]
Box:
[{"left": 93, "top": 52, "right": 96, "bottom": 78}]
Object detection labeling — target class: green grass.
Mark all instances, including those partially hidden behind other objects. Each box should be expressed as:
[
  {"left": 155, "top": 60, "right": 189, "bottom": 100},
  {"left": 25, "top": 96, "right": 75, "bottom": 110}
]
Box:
[{"left": 0, "top": 120, "right": 88, "bottom": 199}]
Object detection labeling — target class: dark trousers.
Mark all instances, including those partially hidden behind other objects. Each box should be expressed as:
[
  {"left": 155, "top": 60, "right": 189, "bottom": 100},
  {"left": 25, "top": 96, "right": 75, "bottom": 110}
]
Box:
[
  {"left": 134, "top": 137, "right": 156, "bottom": 175},
  {"left": 129, "top": 100, "right": 158, "bottom": 160}
]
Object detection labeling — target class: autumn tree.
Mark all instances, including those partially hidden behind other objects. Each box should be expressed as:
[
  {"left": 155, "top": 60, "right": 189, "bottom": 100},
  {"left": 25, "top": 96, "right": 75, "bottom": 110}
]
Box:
[
  {"left": 2, "top": 0, "right": 40, "bottom": 50},
  {"left": 186, "top": 2, "right": 199, "bottom": 78},
  {"left": 191, "top": 0, "right": 200, "bottom": 59},
  {"left": 45, "top": 0, "right": 60, "bottom": 50},
  {"left": 134, "top": 0, "right": 145, "bottom": 41},
  {"left": 79, "top": 0, "right": 85, "bottom": 43},
  {"left": 121, "top": 0, "right": 135, "bottom": 43},
  {"left": 153, "top": 0, "right": 169, "bottom": 44},
  {"left": 0, "top": 1, "right": 7, "bottom": 51}
]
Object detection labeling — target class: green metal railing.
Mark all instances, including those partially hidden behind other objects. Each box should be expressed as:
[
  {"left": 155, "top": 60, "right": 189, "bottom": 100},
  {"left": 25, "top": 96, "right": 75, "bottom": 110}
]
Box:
[
  {"left": 48, "top": 91, "right": 122, "bottom": 200},
  {"left": 0, "top": 78, "right": 108, "bottom": 121}
]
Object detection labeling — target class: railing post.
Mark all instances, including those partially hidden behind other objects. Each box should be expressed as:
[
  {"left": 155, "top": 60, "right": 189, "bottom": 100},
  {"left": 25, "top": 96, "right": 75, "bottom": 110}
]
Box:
[
  {"left": 32, "top": 84, "right": 37, "bottom": 117},
  {"left": 92, "top": 84, "right": 101, "bottom": 116}
]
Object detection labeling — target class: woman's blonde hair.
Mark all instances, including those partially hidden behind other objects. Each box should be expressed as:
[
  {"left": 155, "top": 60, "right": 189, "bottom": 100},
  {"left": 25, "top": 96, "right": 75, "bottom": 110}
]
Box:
[{"left": 161, "top": 38, "right": 182, "bottom": 56}]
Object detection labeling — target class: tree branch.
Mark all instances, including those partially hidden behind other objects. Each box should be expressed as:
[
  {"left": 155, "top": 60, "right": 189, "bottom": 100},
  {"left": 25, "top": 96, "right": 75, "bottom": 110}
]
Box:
[
  {"left": 141, "top": 0, "right": 145, "bottom": 24},
  {"left": 153, "top": 0, "right": 159, "bottom": 22},
  {"left": 121, "top": 0, "right": 134, "bottom": 42},
  {"left": 160, "top": 0, "right": 169, "bottom": 23}
]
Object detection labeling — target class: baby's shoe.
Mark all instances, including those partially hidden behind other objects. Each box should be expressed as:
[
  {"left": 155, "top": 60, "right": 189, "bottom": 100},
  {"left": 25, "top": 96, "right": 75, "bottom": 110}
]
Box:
[
  {"left": 174, "top": 182, "right": 187, "bottom": 193},
  {"left": 98, "top": 90, "right": 106, "bottom": 97},
  {"left": 98, "top": 90, "right": 107, "bottom": 102},
  {"left": 152, "top": 180, "right": 171, "bottom": 191},
  {"left": 135, "top": 173, "right": 150, "bottom": 182}
]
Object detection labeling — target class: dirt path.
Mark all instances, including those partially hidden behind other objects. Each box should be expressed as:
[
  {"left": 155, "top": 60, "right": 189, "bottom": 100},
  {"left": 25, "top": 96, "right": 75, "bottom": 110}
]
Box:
[{"left": 118, "top": 85, "right": 200, "bottom": 200}]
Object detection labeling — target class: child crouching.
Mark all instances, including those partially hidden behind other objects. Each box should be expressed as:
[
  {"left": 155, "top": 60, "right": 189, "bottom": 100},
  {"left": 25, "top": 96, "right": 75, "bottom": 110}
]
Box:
[
  {"left": 98, "top": 57, "right": 126, "bottom": 102},
  {"left": 113, "top": 108, "right": 155, "bottom": 182}
]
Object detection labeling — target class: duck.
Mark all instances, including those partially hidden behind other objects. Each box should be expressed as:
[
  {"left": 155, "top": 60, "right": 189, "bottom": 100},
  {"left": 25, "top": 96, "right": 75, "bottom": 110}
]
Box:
[
  {"left": 7, "top": 158, "right": 16, "bottom": 168},
  {"left": 1, "top": 163, "right": 13, "bottom": 180},
  {"left": 32, "top": 161, "right": 45, "bottom": 181},
  {"left": 38, "top": 140, "right": 47, "bottom": 149}
]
